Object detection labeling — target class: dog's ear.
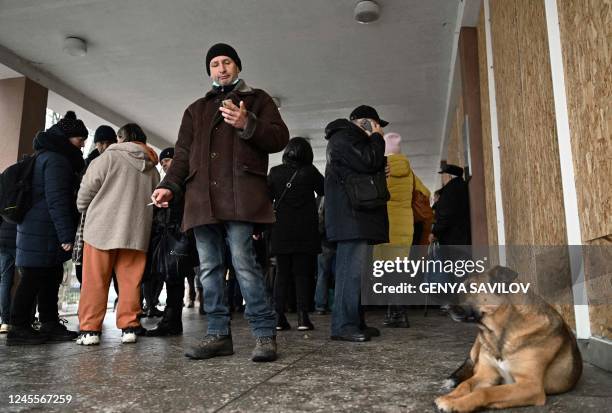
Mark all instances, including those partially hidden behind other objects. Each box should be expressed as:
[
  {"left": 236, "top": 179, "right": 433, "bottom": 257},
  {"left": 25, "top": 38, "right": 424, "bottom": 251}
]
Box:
[{"left": 488, "top": 265, "right": 518, "bottom": 284}]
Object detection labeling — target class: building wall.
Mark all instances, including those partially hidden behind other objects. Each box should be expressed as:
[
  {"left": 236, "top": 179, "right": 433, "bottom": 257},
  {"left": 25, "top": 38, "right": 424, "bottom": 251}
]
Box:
[{"left": 557, "top": 0, "right": 612, "bottom": 339}]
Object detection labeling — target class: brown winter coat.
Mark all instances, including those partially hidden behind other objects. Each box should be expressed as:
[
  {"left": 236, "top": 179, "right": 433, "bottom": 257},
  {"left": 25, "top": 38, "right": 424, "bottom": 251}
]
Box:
[{"left": 159, "top": 80, "right": 289, "bottom": 231}]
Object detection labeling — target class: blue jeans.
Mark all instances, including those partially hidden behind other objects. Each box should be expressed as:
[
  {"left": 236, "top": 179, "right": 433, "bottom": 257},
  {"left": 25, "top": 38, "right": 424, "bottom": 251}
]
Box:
[
  {"left": 193, "top": 222, "right": 276, "bottom": 338},
  {"left": 331, "top": 240, "right": 371, "bottom": 336},
  {"left": 315, "top": 251, "right": 335, "bottom": 311},
  {"left": 0, "top": 248, "right": 16, "bottom": 324}
]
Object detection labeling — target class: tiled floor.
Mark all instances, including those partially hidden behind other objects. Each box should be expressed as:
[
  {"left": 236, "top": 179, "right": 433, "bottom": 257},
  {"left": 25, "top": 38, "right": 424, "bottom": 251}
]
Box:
[{"left": 0, "top": 308, "right": 610, "bottom": 412}]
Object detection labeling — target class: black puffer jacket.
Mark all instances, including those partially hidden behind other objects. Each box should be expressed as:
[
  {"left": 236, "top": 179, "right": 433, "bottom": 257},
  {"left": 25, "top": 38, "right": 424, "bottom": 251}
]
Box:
[
  {"left": 16, "top": 130, "right": 84, "bottom": 267},
  {"left": 268, "top": 163, "right": 324, "bottom": 255},
  {"left": 323, "top": 119, "right": 388, "bottom": 244},
  {"left": 432, "top": 177, "right": 471, "bottom": 245}
]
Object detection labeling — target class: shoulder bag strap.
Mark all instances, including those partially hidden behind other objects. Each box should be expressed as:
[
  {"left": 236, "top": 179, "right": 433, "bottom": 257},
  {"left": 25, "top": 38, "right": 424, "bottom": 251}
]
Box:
[{"left": 274, "top": 168, "right": 299, "bottom": 211}]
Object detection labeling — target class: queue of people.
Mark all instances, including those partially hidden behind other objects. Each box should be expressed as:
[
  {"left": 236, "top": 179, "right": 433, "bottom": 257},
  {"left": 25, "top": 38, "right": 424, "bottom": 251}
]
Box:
[{"left": 0, "top": 42, "right": 471, "bottom": 364}]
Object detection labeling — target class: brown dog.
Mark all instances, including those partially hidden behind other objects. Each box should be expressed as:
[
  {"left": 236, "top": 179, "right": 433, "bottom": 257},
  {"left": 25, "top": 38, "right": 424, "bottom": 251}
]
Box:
[{"left": 434, "top": 265, "right": 582, "bottom": 413}]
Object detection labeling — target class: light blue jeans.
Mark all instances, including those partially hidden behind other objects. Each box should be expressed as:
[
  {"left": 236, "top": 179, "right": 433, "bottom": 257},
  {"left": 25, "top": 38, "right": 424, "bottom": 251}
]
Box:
[{"left": 193, "top": 222, "right": 276, "bottom": 338}]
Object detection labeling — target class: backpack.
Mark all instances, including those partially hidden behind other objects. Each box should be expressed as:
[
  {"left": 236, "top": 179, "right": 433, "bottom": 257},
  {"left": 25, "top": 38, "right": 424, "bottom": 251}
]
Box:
[
  {"left": 0, "top": 153, "right": 39, "bottom": 224},
  {"left": 412, "top": 174, "right": 433, "bottom": 223}
]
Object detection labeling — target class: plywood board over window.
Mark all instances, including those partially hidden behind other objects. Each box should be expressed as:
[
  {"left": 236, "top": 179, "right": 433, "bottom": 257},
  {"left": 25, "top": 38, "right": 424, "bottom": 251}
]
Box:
[
  {"left": 489, "top": 0, "right": 574, "bottom": 326},
  {"left": 557, "top": 0, "right": 612, "bottom": 339},
  {"left": 557, "top": 0, "right": 611, "bottom": 243}
]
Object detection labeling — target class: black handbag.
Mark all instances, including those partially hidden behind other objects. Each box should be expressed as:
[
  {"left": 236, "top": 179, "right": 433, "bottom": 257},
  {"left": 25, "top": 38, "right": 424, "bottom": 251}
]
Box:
[
  {"left": 343, "top": 171, "right": 390, "bottom": 210},
  {"left": 151, "top": 224, "right": 191, "bottom": 281}
]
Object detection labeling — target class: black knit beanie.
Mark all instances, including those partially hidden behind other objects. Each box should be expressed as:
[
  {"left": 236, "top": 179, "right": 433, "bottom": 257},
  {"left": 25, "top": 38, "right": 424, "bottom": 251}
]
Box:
[
  {"left": 159, "top": 147, "right": 174, "bottom": 161},
  {"left": 205, "top": 43, "right": 242, "bottom": 75},
  {"left": 55, "top": 111, "right": 89, "bottom": 138}
]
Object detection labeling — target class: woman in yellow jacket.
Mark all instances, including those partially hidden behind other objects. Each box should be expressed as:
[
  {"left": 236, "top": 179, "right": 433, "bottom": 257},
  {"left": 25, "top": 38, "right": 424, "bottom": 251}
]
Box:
[
  {"left": 384, "top": 133, "right": 414, "bottom": 246},
  {"left": 378, "top": 132, "right": 414, "bottom": 328}
]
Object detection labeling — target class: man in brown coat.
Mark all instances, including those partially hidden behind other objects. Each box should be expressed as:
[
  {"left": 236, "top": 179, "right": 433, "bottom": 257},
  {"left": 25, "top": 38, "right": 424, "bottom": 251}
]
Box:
[{"left": 152, "top": 43, "right": 289, "bottom": 362}]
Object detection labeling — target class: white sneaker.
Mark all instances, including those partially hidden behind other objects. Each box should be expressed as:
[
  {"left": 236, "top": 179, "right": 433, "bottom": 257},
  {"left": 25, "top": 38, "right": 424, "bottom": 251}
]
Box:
[
  {"left": 76, "top": 332, "right": 101, "bottom": 345},
  {"left": 0, "top": 324, "right": 10, "bottom": 334},
  {"left": 121, "top": 329, "right": 137, "bottom": 344}
]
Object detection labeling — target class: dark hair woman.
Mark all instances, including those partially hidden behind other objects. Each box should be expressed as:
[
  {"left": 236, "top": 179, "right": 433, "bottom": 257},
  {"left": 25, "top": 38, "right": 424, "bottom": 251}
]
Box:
[
  {"left": 7, "top": 111, "right": 87, "bottom": 345},
  {"left": 268, "top": 137, "right": 323, "bottom": 331}
]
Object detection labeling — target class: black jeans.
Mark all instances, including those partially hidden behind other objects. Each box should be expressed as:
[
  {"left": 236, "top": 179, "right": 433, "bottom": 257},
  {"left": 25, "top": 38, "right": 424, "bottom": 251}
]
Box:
[
  {"left": 10, "top": 265, "right": 63, "bottom": 327},
  {"left": 274, "top": 253, "right": 316, "bottom": 313},
  {"left": 186, "top": 272, "right": 196, "bottom": 302},
  {"left": 165, "top": 283, "right": 184, "bottom": 310},
  {"left": 142, "top": 272, "right": 164, "bottom": 309}
]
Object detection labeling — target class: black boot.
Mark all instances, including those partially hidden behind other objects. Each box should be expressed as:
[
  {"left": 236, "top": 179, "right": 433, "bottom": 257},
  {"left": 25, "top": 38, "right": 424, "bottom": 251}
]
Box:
[
  {"left": 146, "top": 306, "right": 164, "bottom": 318},
  {"left": 146, "top": 308, "right": 183, "bottom": 336},
  {"left": 6, "top": 325, "right": 47, "bottom": 346},
  {"left": 276, "top": 312, "right": 291, "bottom": 331},
  {"left": 383, "top": 306, "right": 410, "bottom": 328},
  {"left": 297, "top": 311, "right": 314, "bottom": 331},
  {"left": 39, "top": 320, "right": 79, "bottom": 342}
]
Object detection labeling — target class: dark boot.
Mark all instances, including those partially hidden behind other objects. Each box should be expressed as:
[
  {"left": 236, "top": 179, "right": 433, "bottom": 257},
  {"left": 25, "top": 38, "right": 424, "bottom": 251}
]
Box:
[
  {"left": 6, "top": 325, "right": 47, "bottom": 346},
  {"left": 185, "top": 334, "right": 234, "bottom": 360},
  {"left": 297, "top": 311, "right": 314, "bottom": 331},
  {"left": 146, "top": 306, "right": 164, "bottom": 318},
  {"left": 360, "top": 307, "right": 380, "bottom": 337},
  {"left": 252, "top": 336, "right": 277, "bottom": 362},
  {"left": 39, "top": 320, "right": 78, "bottom": 342},
  {"left": 276, "top": 312, "right": 291, "bottom": 331},
  {"left": 146, "top": 308, "right": 183, "bottom": 336},
  {"left": 383, "top": 306, "right": 410, "bottom": 328}
]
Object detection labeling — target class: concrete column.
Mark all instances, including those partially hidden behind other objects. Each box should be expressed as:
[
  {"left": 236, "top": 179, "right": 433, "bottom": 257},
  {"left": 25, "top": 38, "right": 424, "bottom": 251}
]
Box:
[{"left": 0, "top": 76, "right": 48, "bottom": 171}]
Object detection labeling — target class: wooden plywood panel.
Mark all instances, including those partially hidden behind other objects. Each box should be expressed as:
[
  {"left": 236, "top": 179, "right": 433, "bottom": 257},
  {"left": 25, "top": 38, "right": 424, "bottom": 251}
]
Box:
[
  {"left": 516, "top": 0, "right": 567, "bottom": 246},
  {"left": 558, "top": 0, "right": 612, "bottom": 339},
  {"left": 586, "top": 235, "right": 612, "bottom": 339},
  {"left": 490, "top": 0, "right": 534, "bottom": 245},
  {"left": 447, "top": 95, "right": 465, "bottom": 167},
  {"left": 558, "top": 0, "right": 612, "bottom": 242},
  {"left": 477, "top": 9, "right": 499, "bottom": 246},
  {"left": 447, "top": 115, "right": 460, "bottom": 166},
  {"left": 490, "top": 0, "right": 574, "bottom": 326}
]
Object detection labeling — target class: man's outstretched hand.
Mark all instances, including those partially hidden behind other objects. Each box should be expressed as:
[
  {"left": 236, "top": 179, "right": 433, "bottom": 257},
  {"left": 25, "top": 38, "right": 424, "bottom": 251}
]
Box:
[{"left": 151, "top": 188, "right": 173, "bottom": 208}]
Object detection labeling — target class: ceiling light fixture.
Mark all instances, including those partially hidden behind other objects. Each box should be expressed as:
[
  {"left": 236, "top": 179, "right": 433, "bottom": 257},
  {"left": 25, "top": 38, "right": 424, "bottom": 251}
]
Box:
[
  {"left": 63, "top": 36, "right": 87, "bottom": 57},
  {"left": 354, "top": 0, "right": 380, "bottom": 24}
]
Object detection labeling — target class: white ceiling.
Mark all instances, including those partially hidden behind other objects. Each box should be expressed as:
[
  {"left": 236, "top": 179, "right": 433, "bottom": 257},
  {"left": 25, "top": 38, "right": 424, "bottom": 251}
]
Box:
[{"left": 0, "top": 0, "right": 463, "bottom": 190}]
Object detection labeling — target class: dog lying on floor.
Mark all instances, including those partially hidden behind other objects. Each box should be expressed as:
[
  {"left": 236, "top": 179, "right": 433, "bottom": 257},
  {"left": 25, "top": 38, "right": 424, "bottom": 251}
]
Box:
[{"left": 434, "top": 265, "right": 582, "bottom": 413}]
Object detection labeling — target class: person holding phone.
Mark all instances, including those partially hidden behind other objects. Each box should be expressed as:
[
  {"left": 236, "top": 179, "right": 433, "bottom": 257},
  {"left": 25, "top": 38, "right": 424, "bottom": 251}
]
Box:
[
  {"left": 151, "top": 43, "right": 289, "bottom": 362},
  {"left": 323, "top": 105, "right": 389, "bottom": 342}
]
